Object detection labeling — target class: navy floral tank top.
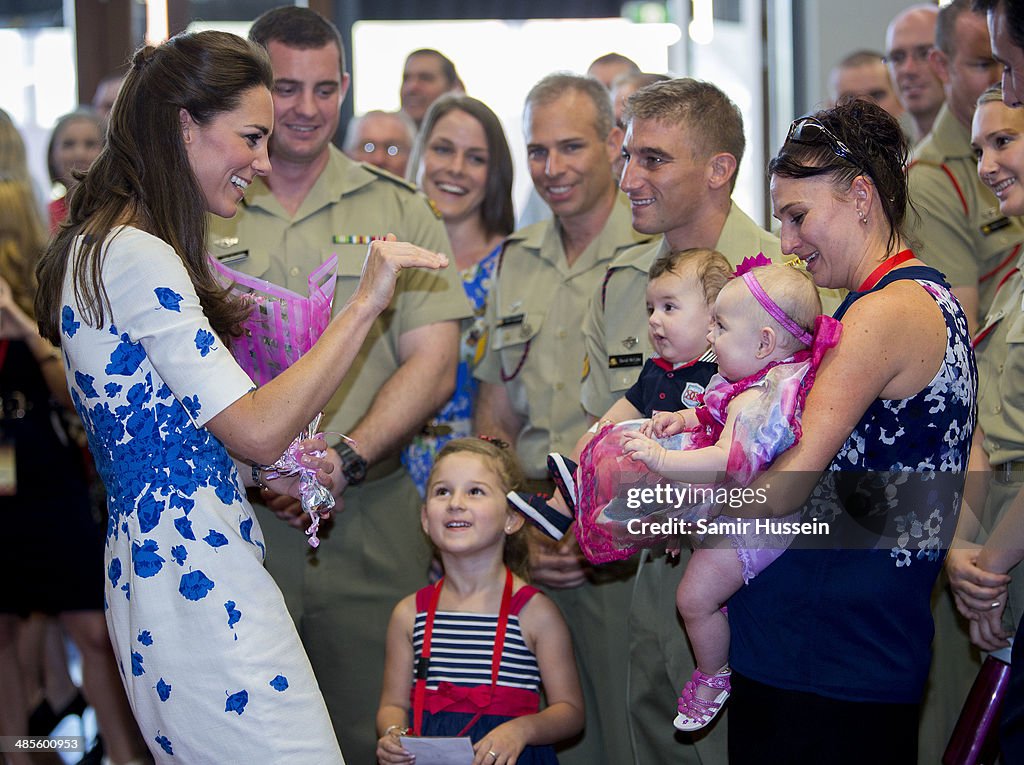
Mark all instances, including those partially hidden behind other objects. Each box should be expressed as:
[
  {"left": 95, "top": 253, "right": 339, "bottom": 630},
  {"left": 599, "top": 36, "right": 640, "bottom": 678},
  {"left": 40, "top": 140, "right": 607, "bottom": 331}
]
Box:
[{"left": 727, "top": 266, "right": 977, "bottom": 704}]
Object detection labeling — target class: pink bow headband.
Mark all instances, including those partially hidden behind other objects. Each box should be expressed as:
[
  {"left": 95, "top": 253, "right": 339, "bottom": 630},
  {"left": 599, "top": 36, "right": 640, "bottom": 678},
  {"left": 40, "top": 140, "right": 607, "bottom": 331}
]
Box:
[{"left": 734, "top": 254, "right": 813, "bottom": 346}]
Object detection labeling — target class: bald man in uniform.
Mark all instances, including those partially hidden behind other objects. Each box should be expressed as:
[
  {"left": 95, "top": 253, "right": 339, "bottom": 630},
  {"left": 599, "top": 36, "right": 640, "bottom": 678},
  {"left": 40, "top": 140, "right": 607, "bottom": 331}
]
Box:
[{"left": 886, "top": 4, "right": 947, "bottom": 140}]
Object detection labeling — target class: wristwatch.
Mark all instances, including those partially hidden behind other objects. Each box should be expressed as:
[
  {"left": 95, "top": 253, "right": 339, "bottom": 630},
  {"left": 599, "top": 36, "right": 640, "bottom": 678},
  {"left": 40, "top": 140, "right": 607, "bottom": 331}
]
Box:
[{"left": 336, "top": 440, "right": 368, "bottom": 486}]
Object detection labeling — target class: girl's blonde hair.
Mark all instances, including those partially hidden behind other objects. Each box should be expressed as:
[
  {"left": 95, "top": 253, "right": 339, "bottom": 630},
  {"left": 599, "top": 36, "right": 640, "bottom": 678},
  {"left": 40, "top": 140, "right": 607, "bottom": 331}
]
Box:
[
  {"left": 425, "top": 437, "right": 530, "bottom": 580},
  {"left": 0, "top": 109, "right": 31, "bottom": 183},
  {"left": 0, "top": 179, "right": 47, "bottom": 318}
]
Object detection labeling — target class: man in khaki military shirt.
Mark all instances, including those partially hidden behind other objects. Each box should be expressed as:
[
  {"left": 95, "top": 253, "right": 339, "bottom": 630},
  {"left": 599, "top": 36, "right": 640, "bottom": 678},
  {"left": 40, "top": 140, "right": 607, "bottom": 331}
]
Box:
[
  {"left": 473, "top": 73, "right": 652, "bottom": 765},
  {"left": 576, "top": 78, "right": 777, "bottom": 765},
  {"left": 909, "top": 0, "right": 1017, "bottom": 334},
  {"left": 207, "top": 9, "right": 468, "bottom": 764}
]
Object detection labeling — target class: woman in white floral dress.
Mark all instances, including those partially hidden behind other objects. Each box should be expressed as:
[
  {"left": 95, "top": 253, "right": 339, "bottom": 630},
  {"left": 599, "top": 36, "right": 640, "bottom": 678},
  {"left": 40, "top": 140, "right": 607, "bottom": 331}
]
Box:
[{"left": 33, "top": 31, "right": 447, "bottom": 764}]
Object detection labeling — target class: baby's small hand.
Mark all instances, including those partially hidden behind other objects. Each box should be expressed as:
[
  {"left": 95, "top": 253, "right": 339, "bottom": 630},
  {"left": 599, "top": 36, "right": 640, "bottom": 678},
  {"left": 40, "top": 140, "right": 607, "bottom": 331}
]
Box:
[
  {"left": 650, "top": 410, "right": 686, "bottom": 438},
  {"left": 622, "top": 430, "right": 665, "bottom": 472}
]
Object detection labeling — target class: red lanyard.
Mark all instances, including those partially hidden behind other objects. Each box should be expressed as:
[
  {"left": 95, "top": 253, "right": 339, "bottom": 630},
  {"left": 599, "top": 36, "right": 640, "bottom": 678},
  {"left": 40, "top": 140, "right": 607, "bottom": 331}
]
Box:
[
  {"left": 412, "top": 567, "right": 514, "bottom": 736},
  {"left": 0, "top": 340, "right": 8, "bottom": 373},
  {"left": 857, "top": 249, "right": 915, "bottom": 292}
]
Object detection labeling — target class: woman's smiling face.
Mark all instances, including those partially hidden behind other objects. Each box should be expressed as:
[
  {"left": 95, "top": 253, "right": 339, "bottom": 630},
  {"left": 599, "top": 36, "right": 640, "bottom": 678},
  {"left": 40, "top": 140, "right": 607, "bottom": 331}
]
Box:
[
  {"left": 183, "top": 85, "right": 273, "bottom": 219},
  {"left": 771, "top": 173, "right": 861, "bottom": 291},
  {"left": 973, "top": 97, "right": 1024, "bottom": 216},
  {"left": 420, "top": 109, "right": 490, "bottom": 226}
]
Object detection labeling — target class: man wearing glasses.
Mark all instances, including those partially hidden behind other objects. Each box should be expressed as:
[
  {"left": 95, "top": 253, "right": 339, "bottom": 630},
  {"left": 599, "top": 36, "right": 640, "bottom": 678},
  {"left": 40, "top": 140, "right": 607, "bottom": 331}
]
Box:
[
  {"left": 343, "top": 109, "right": 416, "bottom": 177},
  {"left": 886, "top": 4, "right": 946, "bottom": 140}
]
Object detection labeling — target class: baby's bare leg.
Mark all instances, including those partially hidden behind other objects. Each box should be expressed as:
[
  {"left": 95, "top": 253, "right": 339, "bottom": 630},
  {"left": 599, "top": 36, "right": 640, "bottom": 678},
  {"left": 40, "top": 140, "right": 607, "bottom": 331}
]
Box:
[{"left": 676, "top": 543, "right": 745, "bottom": 691}]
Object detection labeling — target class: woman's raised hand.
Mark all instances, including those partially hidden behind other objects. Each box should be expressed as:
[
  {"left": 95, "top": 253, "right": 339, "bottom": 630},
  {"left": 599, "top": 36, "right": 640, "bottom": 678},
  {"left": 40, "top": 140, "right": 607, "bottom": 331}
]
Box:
[{"left": 350, "top": 233, "right": 449, "bottom": 316}]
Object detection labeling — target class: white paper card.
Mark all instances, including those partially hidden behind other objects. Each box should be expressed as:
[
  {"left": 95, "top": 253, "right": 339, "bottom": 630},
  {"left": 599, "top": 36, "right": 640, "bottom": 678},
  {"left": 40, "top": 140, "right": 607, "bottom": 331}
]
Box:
[{"left": 399, "top": 736, "right": 475, "bottom": 764}]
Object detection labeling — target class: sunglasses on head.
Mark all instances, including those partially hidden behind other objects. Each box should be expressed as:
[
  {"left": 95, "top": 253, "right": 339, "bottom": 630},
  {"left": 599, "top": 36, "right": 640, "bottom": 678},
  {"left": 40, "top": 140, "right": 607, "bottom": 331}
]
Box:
[{"left": 787, "top": 116, "right": 867, "bottom": 175}]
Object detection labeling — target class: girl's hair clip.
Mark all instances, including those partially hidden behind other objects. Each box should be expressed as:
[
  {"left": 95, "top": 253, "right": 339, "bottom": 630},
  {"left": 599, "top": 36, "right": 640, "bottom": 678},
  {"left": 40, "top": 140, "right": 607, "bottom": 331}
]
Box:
[
  {"left": 478, "top": 434, "right": 509, "bottom": 449},
  {"left": 733, "top": 252, "right": 773, "bottom": 277}
]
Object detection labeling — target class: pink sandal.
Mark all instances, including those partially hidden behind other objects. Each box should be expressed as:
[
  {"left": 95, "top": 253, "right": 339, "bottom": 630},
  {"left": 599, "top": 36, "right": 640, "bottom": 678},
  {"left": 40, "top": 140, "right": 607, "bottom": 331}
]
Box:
[{"left": 673, "top": 667, "right": 731, "bottom": 731}]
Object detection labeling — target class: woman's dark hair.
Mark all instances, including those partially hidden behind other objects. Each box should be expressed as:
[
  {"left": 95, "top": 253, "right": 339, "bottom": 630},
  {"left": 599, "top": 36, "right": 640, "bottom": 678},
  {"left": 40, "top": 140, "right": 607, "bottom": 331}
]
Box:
[
  {"left": 35, "top": 31, "right": 273, "bottom": 345},
  {"left": 768, "top": 98, "right": 909, "bottom": 255},
  {"left": 408, "top": 94, "right": 515, "bottom": 239}
]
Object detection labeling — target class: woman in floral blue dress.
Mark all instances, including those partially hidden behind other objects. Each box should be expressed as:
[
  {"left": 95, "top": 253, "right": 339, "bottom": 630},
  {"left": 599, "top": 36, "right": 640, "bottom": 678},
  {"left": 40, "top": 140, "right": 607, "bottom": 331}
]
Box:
[
  {"left": 33, "top": 31, "right": 447, "bottom": 764},
  {"left": 401, "top": 95, "right": 515, "bottom": 494},
  {"left": 725, "top": 100, "right": 976, "bottom": 763}
]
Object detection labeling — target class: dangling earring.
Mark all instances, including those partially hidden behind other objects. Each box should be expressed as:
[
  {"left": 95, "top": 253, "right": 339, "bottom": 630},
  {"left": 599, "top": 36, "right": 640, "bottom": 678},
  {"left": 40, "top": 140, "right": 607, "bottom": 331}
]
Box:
[{"left": 858, "top": 210, "right": 867, "bottom": 225}]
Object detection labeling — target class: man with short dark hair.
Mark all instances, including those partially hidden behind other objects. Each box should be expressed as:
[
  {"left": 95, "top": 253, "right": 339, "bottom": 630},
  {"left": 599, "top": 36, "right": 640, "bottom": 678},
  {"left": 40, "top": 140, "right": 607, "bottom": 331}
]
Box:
[
  {"left": 976, "top": 0, "right": 1024, "bottom": 104},
  {"left": 400, "top": 48, "right": 463, "bottom": 127},
  {"left": 582, "top": 78, "right": 789, "bottom": 765},
  {"left": 208, "top": 8, "right": 468, "bottom": 763}
]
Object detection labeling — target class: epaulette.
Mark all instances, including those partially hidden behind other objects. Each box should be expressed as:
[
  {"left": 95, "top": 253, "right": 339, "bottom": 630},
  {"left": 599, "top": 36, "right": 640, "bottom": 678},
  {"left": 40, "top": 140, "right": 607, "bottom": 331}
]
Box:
[
  {"left": 360, "top": 162, "right": 418, "bottom": 193},
  {"left": 908, "top": 158, "right": 968, "bottom": 216}
]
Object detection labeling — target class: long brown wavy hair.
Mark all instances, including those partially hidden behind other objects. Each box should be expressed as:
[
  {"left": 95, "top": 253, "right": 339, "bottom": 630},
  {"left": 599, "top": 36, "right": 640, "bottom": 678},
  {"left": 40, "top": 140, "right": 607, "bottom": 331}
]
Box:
[{"left": 34, "top": 30, "right": 272, "bottom": 345}]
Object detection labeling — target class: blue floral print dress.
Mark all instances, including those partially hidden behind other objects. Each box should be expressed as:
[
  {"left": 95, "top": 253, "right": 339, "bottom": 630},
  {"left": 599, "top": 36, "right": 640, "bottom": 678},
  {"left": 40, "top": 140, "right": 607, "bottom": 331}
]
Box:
[{"left": 59, "top": 227, "right": 344, "bottom": 763}]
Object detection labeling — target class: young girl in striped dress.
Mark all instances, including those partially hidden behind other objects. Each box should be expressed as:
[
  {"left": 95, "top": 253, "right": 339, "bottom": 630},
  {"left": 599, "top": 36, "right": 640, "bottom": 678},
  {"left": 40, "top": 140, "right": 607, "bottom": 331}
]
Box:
[{"left": 376, "top": 438, "right": 584, "bottom": 765}]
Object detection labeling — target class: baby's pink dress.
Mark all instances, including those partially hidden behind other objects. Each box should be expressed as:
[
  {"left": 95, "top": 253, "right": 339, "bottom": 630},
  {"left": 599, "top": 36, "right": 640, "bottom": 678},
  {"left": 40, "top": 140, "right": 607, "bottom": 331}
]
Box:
[{"left": 575, "top": 315, "right": 841, "bottom": 581}]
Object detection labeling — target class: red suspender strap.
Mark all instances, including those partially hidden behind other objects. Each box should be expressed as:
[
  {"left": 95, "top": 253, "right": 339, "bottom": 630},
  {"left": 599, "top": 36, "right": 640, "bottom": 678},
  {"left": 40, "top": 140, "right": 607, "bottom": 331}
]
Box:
[
  {"left": 412, "top": 578, "right": 444, "bottom": 736},
  {"left": 413, "top": 569, "right": 515, "bottom": 737},
  {"left": 491, "top": 569, "right": 514, "bottom": 687},
  {"left": 455, "top": 568, "right": 514, "bottom": 737}
]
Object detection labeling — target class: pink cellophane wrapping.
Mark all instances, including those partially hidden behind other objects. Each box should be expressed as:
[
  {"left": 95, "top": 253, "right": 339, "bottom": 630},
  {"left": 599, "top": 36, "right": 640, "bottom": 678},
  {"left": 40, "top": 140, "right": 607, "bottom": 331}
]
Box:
[
  {"left": 264, "top": 413, "right": 336, "bottom": 549},
  {"left": 575, "top": 315, "right": 842, "bottom": 564},
  {"left": 209, "top": 254, "right": 338, "bottom": 387},
  {"left": 209, "top": 254, "right": 341, "bottom": 547}
]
